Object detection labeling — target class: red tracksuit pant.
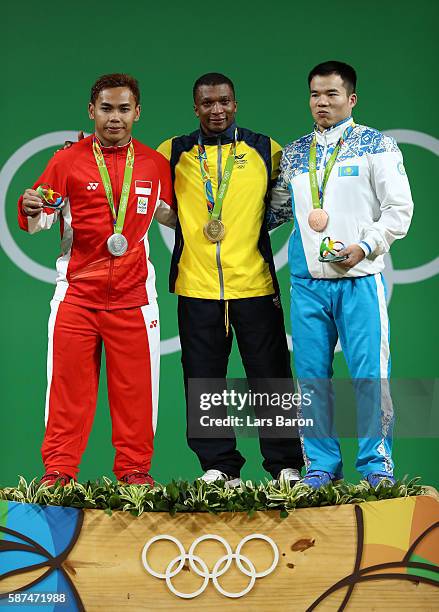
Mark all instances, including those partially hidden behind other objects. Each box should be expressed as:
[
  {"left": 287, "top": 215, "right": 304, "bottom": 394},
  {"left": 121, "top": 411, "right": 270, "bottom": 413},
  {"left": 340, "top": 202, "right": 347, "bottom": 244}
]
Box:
[{"left": 42, "top": 299, "right": 160, "bottom": 480}]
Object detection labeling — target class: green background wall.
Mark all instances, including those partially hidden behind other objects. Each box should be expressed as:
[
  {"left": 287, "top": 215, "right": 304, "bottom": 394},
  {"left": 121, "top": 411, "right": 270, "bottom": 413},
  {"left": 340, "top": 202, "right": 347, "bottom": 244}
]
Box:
[{"left": 1, "top": 1, "right": 438, "bottom": 487}]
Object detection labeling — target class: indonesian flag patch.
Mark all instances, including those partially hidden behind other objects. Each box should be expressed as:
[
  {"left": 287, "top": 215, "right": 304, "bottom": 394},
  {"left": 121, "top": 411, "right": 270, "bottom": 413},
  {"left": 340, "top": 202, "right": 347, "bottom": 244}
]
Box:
[{"left": 135, "top": 180, "right": 152, "bottom": 196}]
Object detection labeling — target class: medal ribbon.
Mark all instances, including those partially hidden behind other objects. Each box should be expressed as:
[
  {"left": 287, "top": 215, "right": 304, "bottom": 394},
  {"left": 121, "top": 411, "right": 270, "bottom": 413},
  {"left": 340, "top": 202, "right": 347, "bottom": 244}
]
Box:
[
  {"left": 197, "top": 129, "right": 237, "bottom": 221},
  {"left": 92, "top": 138, "right": 135, "bottom": 234},
  {"left": 309, "top": 123, "right": 355, "bottom": 210}
]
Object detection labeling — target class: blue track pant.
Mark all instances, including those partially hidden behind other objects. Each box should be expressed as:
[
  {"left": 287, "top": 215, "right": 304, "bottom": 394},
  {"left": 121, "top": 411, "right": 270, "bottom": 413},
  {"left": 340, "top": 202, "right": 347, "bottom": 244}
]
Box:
[{"left": 290, "top": 273, "right": 394, "bottom": 478}]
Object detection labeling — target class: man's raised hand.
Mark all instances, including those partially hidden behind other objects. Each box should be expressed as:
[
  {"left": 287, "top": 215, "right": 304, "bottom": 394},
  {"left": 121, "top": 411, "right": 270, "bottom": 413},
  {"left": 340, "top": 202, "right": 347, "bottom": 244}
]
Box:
[{"left": 63, "top": 130, "right": 85, "bottom": 150}]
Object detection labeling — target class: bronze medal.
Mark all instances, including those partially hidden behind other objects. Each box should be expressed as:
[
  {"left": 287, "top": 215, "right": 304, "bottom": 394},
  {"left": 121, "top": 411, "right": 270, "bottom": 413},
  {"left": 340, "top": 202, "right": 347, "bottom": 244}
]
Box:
[{"left": 308, "top": 209, "right": 329, "bottom": 232}]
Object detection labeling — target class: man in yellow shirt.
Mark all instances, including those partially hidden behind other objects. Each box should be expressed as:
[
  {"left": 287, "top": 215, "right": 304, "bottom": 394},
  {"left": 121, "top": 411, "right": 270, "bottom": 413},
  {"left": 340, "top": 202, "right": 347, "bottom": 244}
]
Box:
[{"left": 158, "top": 73, "right": 303, "bottom": 485}]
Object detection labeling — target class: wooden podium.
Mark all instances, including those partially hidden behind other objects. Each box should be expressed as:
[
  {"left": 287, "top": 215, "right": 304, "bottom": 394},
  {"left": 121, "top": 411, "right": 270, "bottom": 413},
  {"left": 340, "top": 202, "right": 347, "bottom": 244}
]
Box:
[{"left": 1, "top": 494, "right": 438, "bottom": 610}]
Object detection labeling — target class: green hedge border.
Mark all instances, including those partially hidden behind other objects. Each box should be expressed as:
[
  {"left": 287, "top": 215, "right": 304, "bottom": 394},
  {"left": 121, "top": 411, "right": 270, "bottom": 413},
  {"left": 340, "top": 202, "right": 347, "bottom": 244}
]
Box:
[{"left": 0, "top": 476, "right": 426, "bottom": 517}]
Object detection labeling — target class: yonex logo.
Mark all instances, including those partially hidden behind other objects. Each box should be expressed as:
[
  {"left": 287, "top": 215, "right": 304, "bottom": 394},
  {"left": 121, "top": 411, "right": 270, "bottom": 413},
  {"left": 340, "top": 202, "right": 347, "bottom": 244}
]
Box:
[
  {"left": 87, "top": 182, "right": 99, "bottom": 191},
  {"left": 142, "top": 533, "right": 279, "bottom": 599},
  {"left": 150, "top": 320, "right": 158, "bottom": 328}
]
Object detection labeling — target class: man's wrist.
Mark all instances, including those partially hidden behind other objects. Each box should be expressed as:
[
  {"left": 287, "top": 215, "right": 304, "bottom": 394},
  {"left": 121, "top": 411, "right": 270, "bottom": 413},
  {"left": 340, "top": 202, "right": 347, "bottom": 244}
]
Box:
[{"left": 358, "top": 241, "right": 372, "bottom": 257}]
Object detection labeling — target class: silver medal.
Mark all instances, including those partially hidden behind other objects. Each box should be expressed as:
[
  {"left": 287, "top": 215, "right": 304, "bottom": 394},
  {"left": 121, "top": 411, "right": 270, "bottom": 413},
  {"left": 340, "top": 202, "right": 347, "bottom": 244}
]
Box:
[{"left": 107, "top": 233, "right": 128, "bottom": 257}]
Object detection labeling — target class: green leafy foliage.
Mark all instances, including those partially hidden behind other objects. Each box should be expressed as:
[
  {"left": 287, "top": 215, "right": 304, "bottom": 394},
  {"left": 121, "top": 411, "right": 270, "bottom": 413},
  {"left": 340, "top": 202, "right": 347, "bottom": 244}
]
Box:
[{"left": 0, "top": 476, "right": 425, "bottom": 517}]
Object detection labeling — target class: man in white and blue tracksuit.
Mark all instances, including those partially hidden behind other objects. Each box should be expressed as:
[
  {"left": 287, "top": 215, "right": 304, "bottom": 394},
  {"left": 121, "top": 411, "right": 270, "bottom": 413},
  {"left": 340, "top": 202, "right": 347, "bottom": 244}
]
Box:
[{"left": 269, "top": 61, "right": 414, "bottom": 489}]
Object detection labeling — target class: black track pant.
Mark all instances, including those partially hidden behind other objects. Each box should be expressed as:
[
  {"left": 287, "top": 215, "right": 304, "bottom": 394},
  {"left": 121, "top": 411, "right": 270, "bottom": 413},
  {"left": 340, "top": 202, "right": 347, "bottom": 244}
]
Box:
[{"left": 178, "top": 295, "right": 304, "bottom": 478}]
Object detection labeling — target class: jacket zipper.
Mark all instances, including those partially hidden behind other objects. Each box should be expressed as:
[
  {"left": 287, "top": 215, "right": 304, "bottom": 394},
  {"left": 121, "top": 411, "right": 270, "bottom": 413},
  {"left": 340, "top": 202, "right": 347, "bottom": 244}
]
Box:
[
  {"left": 319, "top": 134, "right": 328, "bottom": 278},
  {"left": 105, "top": 149, "right": 118, "bottom": 309},
  {"left": 216, "top": 136, "right": 225, "bottom": 300}
]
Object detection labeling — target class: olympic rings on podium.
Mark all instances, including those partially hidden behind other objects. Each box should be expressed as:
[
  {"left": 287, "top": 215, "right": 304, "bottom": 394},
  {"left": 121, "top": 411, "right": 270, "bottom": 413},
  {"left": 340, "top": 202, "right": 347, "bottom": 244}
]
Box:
[{"left": 141, "top": 533, "right": 279, "bottom": 599}]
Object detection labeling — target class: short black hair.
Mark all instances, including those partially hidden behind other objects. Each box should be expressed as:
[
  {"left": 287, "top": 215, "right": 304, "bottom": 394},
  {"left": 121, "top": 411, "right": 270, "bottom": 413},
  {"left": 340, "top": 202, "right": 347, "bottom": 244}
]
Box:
[
  {"left": 308, "top": 61, "right": 357, "bottom": 95},
  {"left": 193, "top": 72, "right": 235, "bottom": 101},
  {"left": 90, "top": 73, "right": 140, "bottom": 106}
]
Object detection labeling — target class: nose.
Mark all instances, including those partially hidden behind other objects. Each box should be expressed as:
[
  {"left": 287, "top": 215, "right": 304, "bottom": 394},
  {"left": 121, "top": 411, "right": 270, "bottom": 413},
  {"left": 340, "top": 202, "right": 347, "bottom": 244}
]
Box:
[
  {"left": 318, "top": 96, "right": 329, "bottom": 107},
  {"left": 109, "top": 111, "right": 122, "bottom": 123},
  {"left": 211, "top": 102, "right": 222, "bottom": 114}
]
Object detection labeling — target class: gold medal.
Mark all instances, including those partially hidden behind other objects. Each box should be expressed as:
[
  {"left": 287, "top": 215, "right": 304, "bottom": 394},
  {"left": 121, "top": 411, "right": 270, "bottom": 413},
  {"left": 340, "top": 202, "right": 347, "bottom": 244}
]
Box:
[
  {"left": 308, "top": 209, "right": 329, "bottom": 232},
  {"left": 203, "top": 219, "right": 225, "bottom": 243}
]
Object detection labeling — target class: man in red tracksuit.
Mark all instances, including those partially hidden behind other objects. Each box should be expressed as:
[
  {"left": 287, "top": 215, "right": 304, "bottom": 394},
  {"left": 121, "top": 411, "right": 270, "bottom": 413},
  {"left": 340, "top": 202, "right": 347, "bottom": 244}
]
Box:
[{"left": 18, "top": 73, "right": 175, "bottom": 486}]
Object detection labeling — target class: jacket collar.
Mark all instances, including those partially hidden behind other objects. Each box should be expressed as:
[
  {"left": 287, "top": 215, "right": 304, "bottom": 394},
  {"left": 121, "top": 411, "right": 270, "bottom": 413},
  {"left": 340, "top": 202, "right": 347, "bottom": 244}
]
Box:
[
  {"left": 196, "top": 122, "right": 238, "bottom": 145},
  {"left": 94, "top": 134, "right": 133, "bottom": 152},
  {"left": 314, "top": 116, "right": 354, "bottom": 146}
]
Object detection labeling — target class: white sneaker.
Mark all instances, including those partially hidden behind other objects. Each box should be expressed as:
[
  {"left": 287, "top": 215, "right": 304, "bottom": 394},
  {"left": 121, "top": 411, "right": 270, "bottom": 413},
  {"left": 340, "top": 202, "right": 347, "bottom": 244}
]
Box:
[
  {"left": 275, "top": 468, "right": 301, "bottom": 486},
  {"left": 198, "top": 469, "right": 242, "bottom": 488}
]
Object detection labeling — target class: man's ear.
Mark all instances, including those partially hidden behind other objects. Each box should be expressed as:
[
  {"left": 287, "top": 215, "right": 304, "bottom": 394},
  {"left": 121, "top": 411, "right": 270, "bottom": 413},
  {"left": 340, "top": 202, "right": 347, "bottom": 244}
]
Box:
[
  {"left": 194, "top": 104, "right": 200, "bottom": 118},
  {"left": 88, "top": 102, "right": 95, "bottom": 120},
  {"left": 134, "top": 105, "right": 141, "bottom": 122},
  {"left": 349, "top": 93, "right": 357, "bottom": 111}
]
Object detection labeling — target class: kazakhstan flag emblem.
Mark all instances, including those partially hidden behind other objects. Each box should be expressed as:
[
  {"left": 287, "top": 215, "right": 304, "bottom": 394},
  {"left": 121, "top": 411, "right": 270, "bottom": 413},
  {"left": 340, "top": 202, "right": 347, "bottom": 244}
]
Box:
[{"left": 338, "top": 165, "right": 359, "bottom": 177}]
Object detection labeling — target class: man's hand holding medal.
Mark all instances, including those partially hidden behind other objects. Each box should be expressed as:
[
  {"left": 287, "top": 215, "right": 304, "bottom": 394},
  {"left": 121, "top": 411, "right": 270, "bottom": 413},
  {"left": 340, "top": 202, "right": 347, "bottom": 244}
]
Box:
[{"left": 22, "top": 184, "right": 64, "bottom": 217}]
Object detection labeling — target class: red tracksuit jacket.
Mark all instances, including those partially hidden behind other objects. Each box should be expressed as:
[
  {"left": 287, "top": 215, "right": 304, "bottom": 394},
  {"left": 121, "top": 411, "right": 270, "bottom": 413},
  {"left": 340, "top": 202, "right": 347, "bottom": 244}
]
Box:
[{"left": 18, "top": 135, "right": 174, "bottom": 309}]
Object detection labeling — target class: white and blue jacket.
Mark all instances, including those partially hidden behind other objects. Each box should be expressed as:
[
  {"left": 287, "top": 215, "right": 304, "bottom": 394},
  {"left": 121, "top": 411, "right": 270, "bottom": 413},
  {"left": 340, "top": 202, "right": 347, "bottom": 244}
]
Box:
[{"left": 269, "top": 117, "right": 414, "bottom": 279}]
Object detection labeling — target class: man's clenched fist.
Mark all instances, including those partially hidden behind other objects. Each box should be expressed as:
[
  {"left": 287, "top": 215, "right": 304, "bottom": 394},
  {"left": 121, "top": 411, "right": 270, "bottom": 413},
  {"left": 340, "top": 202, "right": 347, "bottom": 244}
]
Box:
[{"left": 22, "top": 189, "right": 44, "bottom": 217}]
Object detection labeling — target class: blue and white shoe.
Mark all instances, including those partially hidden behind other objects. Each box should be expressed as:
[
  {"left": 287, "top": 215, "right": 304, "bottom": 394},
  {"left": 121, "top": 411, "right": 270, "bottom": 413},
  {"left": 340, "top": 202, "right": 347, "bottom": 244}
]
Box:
[
  {"left": 301, "top": 470, "right": 335, "bottom": 489},
  {"left": 365, "top": 472, "right": 396, "bottom": 488}
]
